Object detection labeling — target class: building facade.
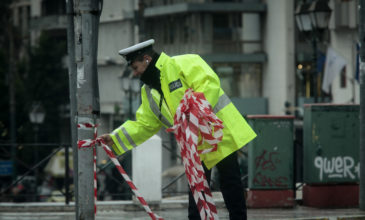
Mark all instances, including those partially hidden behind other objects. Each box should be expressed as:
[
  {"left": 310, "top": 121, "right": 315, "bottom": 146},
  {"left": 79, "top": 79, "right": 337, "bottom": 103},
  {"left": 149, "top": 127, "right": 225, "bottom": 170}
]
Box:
[
  {"left": 13, "top": 0, "right": 360, "bottom": 140},
  {"left": 328, "top": 0, "right": 359, "bottom": 104},
  {"left": 295, "top": 0, "right": 359, "bottom": 108},
  {"left": 9, "top": 0, "right": 360, "bottom": 199}
]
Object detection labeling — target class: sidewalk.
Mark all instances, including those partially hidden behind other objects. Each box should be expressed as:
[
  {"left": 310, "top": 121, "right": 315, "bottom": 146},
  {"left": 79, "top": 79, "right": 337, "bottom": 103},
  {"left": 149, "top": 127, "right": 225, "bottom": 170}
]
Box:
[{"left": 1, "top": 193, "right": 365, "bottom": 220}]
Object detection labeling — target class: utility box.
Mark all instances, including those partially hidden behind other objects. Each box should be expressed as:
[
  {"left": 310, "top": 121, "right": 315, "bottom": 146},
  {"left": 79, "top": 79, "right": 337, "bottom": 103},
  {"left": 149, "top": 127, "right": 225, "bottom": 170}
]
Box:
[
  {"left": 303, "top": 104, "right": 360, "bottom": 184},
  {"left": 247, "top": 115, "right": 295, "bottom": 190},
  {"left": 246, "top": 115, "right": 295, "bottom": 208}
]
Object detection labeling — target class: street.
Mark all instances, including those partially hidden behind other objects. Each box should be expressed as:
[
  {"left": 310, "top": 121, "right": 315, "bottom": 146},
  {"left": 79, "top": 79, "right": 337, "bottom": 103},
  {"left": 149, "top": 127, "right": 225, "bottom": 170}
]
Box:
[{"left": 1, "top": 199, "right": 365, "bottom": 220}]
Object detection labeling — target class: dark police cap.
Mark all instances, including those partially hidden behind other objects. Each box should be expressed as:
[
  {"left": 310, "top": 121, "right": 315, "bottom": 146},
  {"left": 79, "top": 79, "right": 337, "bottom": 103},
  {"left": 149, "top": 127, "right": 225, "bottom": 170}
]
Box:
[{"left": 118, "top": 39, "right": 155, "bottom": 65}]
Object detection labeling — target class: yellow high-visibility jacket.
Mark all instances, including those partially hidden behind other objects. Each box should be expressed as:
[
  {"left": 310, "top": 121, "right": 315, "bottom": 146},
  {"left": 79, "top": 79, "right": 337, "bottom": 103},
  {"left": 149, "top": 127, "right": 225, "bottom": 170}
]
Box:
[{"left": 110, "top": 52, "right": 256, "bottom": 169}]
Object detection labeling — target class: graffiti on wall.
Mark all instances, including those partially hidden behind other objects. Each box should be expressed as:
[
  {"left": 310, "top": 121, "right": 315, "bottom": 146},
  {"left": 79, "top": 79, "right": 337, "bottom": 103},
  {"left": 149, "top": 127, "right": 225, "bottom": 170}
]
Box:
[
  {"left": 253, "top": 149, "right": 289, "bottom": 187},
  {"left": 314, "top": 156, "right": 360, "bottom": 181}
]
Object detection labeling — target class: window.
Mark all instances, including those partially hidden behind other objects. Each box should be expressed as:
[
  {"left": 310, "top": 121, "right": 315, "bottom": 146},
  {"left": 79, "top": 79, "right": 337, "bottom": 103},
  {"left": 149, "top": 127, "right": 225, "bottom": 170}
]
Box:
[
  {"left": 340, "top": 66, "right": 346, "bottom": 88},
  {"left": 42, "top": 0, "right": 66, "bottom": 16},
  {"left": 212, "top": 13, "right": 243, "bottom": 53},
  {"left": 213, "top": 63, "right": 262, "bottom": 98}
]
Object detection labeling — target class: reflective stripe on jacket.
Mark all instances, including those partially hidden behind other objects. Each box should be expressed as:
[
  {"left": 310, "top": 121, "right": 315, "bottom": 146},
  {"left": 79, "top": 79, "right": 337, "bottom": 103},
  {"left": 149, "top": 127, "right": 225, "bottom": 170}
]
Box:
[{"left": 110, "top": 52, "right": 257, "bottom": 169}]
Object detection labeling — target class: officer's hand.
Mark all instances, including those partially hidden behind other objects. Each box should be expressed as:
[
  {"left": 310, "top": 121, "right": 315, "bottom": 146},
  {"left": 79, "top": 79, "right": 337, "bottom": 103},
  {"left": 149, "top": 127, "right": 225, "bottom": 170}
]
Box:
[{"left": 99, "top": 134, "right": 114, "bottom": 146}]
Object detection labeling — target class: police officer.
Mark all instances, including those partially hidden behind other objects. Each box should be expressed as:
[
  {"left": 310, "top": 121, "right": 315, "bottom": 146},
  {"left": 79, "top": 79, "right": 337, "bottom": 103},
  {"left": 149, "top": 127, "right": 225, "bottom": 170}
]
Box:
[{"left": 100, "top": 39, "right": 256, "bottom": 220}]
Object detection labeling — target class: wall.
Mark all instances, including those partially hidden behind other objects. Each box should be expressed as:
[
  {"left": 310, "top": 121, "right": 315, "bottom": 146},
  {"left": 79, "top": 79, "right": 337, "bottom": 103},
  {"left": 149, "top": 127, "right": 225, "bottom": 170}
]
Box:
[
  {"left": 98, "top": 21, "right": 134, "bottom": 63},
  {"left": 328, "top": 0, "right": 359, "bottom": 104},
  {"left": 97, "top": 0, "right": 136, "bottom": 117},
  {"left": 97, "top": 0, "right": 136, "bottom": 163},
  {"left": 263, "top": 0, "right": 295, "bottom": 115},
  {"left": 330, "top": 30, "right": 360, "bottom": 104}
]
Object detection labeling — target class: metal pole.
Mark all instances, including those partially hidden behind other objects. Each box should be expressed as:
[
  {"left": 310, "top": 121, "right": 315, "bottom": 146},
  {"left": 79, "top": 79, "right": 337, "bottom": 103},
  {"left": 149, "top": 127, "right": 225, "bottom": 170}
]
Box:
[
  {"left": 311, "top": 33, "right": 318, "bottom": 102},
  {"left": 359, "top": 0, "right": 365, "bottom": 211},
  {"left": 129, "top": 89, "right": 133, "bottom": 119},
  {"left": 66, "top": 0, "right": 78, "bottom": 211},
  {"left": 74, "top": 0, "right": 101, "bottom": 219},
  {"left": 8, "top": 18, "right": 17, "bottom": 183},
  {"left": 34, "top": 125, "right": 39, "bottom": 202},
  {"left": 65, "top": 144, "right": 70, "bottom": 205}
]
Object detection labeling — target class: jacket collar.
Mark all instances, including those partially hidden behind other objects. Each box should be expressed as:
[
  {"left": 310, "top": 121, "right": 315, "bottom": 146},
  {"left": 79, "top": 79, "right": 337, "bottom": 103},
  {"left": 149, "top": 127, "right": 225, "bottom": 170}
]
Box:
[
  {"left": 140, "top": 53, "right": 162, "bottom": 93},
  {"left": 155, "top": 52, "right": 170, "bottom": 71},
  {"left": 155, "top": 52, "right": 174, "bottom": 113}
]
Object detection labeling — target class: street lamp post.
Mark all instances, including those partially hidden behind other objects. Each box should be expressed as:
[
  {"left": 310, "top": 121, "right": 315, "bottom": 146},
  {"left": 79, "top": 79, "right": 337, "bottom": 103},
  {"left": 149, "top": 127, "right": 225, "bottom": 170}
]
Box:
[
  {"left": 117, "top": 69, "right": 140, "bottom": 199},
  {"left": 295, "top": 0, "right": 332, "bottom": 102},
  {"left": 29, "top": 102, "right": 45, "bottom": 201},
  {"left": 120, "top": 70, "right": 141, "bottom": 120}
]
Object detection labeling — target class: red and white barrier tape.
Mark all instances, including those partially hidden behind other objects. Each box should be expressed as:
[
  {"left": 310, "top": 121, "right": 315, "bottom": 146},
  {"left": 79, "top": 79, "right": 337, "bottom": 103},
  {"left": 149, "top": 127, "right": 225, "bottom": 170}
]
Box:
[
  {"left": 77, "top": 123, "right": 163, "bottom": 220},
  {"left": 167, "top": 88, "right": 223, "bottom": 220}
]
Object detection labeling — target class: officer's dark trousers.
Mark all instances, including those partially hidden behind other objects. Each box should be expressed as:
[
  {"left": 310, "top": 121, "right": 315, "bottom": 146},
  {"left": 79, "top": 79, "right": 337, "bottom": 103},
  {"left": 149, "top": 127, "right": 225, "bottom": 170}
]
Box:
[{"left": 188, "top": 152, "right": 247, "bottom": 220}]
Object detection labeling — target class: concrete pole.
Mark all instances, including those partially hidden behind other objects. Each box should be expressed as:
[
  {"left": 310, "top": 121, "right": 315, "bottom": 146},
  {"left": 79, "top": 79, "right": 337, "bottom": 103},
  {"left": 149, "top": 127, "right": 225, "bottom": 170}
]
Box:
[
  {"left": 73, "top": 0, "right": 101, "bottom": 219},
  {"left": 359, "top": 0, "right": 365, "bottom": 211},
  {"left": 66, "top": 0, "right": 78, "bottom": 210}
]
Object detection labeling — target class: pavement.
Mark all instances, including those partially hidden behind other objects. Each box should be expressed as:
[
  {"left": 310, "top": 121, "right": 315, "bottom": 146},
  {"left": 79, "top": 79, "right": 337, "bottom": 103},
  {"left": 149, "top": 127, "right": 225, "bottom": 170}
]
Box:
[{"left": 1, "top": 193, "right": 365, "bottom": 220}]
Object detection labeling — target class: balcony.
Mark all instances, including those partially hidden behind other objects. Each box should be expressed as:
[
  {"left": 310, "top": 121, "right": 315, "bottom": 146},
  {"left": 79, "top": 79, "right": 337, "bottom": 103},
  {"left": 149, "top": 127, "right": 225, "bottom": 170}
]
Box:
[
  {"left": 30, "top": 15, "right": 67, "bottom": 31},
  {"left": 212, "top": 40, "right": 262, "bottom": 54},
  {"left": 144, "top": 2, "right": 266, "bottom": 17}
]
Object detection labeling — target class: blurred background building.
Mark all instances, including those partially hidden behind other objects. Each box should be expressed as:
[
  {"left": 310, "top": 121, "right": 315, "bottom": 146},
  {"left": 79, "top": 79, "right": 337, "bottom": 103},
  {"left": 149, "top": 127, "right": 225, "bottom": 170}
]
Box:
[{"left": 3, "top": 0, "right": 360, "bottom": 201}]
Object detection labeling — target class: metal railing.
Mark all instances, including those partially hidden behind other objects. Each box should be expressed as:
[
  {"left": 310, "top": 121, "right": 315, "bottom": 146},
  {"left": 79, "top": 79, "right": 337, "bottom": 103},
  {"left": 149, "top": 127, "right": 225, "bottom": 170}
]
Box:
[
  {"left": 0, "top": 143, "right": 72, "bottom": 203},
  {"left": 0, "top": 141, "right": 248, "bottom": 203}
]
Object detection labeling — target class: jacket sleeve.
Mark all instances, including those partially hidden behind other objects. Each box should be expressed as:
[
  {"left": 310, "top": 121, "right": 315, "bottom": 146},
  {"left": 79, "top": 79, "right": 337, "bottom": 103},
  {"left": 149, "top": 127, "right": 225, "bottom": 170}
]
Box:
[
  {"left": 181, "top": 55, "right": 222, "bottom": 107},
  {"left": 109, "top": 87, "right": 163, "bottom": 155}
]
